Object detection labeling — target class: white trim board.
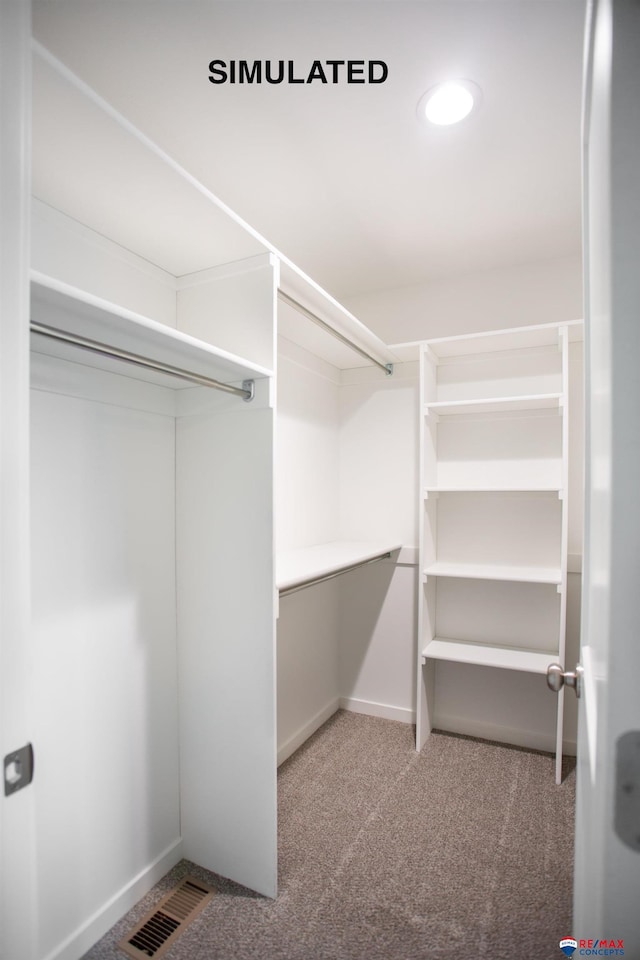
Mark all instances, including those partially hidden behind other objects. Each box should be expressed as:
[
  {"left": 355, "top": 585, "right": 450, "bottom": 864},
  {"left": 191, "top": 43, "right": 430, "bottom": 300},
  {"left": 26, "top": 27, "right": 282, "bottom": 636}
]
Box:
[
  {"left": 432, "top": 714, "right": 577, "bottom": 757},
  {"left": 277, "top": 699, "right": 340, "bottom": 767},
  {"left": 277, "top": 698, "right": 415, "bottom": 767},
  {"left": 339, "top": 698, "right": 414, "bottom": 726}
]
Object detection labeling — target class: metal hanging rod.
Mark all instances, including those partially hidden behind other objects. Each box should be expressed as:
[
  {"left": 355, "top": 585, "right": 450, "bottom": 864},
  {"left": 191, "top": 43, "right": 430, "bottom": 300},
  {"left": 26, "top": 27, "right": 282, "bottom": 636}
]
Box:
[
  {"left": 277, "top": 290, "right": 394, "bottom": 376},
  {"left": 30, "top": 321, "right": 255, "bottom": 401},
  {"left": 279, "top": 552, "right": 392, "bottom": 598}
]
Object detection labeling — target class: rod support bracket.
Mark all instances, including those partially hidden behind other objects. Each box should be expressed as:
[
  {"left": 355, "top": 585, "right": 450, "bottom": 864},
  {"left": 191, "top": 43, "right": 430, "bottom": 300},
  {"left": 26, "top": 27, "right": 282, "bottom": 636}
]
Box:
[
  {"left": 385, "top": 363, "right": 394, "bottom": 376},
  {"left": 242, "top": 379, "right": 255, "bottom": 402}
]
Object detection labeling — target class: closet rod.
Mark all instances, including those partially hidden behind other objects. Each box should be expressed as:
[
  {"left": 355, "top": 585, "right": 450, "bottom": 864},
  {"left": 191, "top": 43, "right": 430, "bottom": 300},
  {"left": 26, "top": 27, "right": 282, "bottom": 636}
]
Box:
[
  {"left": 30, "top": 321, "right": 255, "bottom": 400},
  {"left": 277, "top": 290, "right": 394, "bottom": 376},
  {"left": 279, "top": 552, "right": 392, "bottom": 598}
]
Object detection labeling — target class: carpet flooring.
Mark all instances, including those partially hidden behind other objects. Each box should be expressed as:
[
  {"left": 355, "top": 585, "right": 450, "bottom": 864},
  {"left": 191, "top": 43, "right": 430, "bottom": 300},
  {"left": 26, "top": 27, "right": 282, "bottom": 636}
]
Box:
[{"left": 83, "top": 711, "right": 576, "bottom": 960}]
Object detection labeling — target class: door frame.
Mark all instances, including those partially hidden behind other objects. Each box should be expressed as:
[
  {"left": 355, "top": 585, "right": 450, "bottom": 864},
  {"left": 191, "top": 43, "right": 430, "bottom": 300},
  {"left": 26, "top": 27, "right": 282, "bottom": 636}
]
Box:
[
  {"left": 0, "top": 4, "right": 36, "bottom": 960},
  {"left": 574, "top": 0, "right": 640, "bottom": 944}
]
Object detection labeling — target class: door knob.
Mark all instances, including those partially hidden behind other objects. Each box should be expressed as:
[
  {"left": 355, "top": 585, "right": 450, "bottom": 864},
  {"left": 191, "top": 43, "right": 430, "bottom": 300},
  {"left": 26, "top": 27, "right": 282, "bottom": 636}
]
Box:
[{"left": 546, "top": 662, "right": 583, "bottom": 699}]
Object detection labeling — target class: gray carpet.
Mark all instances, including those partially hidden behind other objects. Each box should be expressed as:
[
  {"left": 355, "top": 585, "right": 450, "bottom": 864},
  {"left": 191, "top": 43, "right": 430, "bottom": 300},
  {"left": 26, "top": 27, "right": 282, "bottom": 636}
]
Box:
[{"left": 83, "top": 711, "right": 575, "bottom": 960}]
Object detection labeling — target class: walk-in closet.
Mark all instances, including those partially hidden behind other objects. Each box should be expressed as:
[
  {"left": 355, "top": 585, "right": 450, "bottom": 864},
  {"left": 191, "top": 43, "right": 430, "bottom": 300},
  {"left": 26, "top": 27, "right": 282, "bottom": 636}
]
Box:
[{"left": 0, "top": 4, "right": 598, "bottom": 960}]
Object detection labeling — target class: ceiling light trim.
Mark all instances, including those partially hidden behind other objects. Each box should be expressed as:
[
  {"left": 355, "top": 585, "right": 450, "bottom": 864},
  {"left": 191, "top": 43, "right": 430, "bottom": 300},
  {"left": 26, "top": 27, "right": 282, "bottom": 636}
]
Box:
[{"left": 417, "top": 79, "right": 482, "bottom": 126}]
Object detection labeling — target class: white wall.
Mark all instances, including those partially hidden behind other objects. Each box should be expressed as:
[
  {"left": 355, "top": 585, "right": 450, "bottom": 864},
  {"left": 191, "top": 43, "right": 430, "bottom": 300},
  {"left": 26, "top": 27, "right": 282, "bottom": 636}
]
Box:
[
  {"left": 339, "top": 561, "right": 416, "bottom": 725},
  {"left": 277, "top": 580, "right": 340, "bottom": 764},
  {"left": 276, "top": 338, "right": 340, "bottom": 551},
  {"left": 276, "top": 341, "right": 419, "bottom": 752},
  {"left": 338, "top": 364, "right": 418, "bottom": 548},
  {"left": 345, "top": 254, "right": 583, "bottom": 344},
  {"left": 176, "top": 254, "right": 278, "bottom": 374},
  {"left": 32, "top": 200, "right": 177, "bottom": 327},
  {"left": 338, "top": 363, "right": 419, "bottom": 723},
  {"left": 30, "top": 369, "right": 182, "bottom": 960},
  {"left": 276, "top": 337, "right": 342, "bottom": 761}
]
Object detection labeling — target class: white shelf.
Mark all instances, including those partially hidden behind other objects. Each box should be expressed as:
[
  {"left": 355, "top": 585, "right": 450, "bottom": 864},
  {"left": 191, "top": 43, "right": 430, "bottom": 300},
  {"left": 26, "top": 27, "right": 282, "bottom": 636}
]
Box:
[
  {"left": 422, "top": 637, "right": 557, "bottom": 674},
  {"left": 423, "top": 561, "right": 562, "bottom": 584},
  {"left": 30, "top": 276, "right": 273, "bottom": 389},
  {"left": 424, "top": 393, "right": 563, "bottom": 416},
  {"left": 424, "top": 320, "right": 583, "bottom": 360},
  {"left": 277, "top": 540, "right": 401, "bottom": 592},
  {"left": 424, "top": 486, "right": 562, "bottom": 495}
]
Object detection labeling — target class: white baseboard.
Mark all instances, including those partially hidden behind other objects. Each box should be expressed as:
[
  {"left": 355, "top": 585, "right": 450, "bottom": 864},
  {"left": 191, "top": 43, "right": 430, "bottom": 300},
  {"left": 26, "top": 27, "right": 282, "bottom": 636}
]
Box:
[
  {"left": 433, "top": 713, "right": 577, "bottom": 757},
  {"left": 277, "top": 698, "right": 341, "bottom": 766},
  {"left": 340, "top": 696, "right": 414, "bottom": 725},
  {"left": 44, "top": 838, "right": 184, "bottom": 960}
]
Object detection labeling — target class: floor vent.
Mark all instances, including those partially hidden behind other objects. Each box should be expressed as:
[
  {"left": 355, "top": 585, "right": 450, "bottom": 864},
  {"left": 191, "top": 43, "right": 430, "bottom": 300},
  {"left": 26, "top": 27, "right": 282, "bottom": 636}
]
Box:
[{"left": 118, "top": 877, "right": 216, "bottom": 959}]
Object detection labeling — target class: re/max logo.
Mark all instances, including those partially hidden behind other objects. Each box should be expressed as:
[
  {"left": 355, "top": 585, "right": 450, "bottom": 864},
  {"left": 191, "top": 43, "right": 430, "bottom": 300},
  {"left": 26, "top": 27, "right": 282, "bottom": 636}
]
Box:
[
  {"left": 578, "top": 941, "right": 625, "bottom": 956},
  {"left": 581, "top": 941, "right": 624, "bottom": 949}
]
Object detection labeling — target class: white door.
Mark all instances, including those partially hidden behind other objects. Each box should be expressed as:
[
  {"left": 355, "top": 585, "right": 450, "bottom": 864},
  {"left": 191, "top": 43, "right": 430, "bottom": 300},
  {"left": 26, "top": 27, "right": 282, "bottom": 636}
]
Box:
[
  {"left": 0, "top": 5, "right": 36, "bottom": 960},
  {"left": 573, "top": 0, "right": 640, "bottom": 946}
]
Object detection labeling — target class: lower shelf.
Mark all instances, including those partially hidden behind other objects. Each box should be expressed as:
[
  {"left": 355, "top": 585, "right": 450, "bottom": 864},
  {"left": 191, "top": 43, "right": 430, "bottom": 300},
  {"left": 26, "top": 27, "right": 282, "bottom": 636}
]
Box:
[
  {"left": 422, "top": 637, "right": 558, "bottom": 674},
  {"left": 423, "top": 562, "right": 562, "bottom": 584}
]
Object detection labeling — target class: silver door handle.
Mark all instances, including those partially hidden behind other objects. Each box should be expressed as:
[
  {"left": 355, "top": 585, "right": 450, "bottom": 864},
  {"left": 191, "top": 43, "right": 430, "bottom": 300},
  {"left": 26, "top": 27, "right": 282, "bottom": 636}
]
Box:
[{"left": 546, "top": 662, "right": 583, "bottom": 699}]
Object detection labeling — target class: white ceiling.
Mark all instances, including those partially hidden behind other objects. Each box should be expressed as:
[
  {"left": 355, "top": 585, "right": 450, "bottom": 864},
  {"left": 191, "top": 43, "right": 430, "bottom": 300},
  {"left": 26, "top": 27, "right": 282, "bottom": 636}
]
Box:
[{"left": 31, "top": 1, "right": 586, "bottom": 304}]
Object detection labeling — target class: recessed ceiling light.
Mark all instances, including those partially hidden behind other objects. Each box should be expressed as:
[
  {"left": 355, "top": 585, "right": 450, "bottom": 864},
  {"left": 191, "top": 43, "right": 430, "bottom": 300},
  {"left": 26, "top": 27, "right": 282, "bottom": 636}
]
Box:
[{"left": 418, "top": 80, "right": 481, "bottom": 126}]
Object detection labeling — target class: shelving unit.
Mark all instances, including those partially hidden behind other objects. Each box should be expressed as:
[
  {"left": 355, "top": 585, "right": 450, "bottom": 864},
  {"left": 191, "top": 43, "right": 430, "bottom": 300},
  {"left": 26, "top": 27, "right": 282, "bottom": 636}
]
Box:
[{"left": 417, "top": 320, "right": 582, "bottom": 783}]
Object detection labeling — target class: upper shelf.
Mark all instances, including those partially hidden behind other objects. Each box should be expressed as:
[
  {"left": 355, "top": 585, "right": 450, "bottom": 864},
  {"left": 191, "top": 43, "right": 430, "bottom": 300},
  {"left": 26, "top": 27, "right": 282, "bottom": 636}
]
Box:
[
  {"left": 390, "top": 321, "right": 584, "bottom": 367},
  {"left": 30, "top": 276, "right": 273, "bottom": 389},
  {"left": 424, "top": 320, "right": 584, "bottom": 361},
  {"left": 277, "top": 540, "right": 402, "bottom": 593}
]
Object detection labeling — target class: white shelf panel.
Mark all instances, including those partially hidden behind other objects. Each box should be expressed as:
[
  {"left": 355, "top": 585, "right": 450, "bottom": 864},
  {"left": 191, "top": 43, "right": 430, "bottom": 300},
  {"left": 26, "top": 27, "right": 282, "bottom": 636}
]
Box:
[
  {"left": 424, "top": 485, "right": 562, "bottom": 495},
  {"left": 423, "top": 562, "right": 562, "bottom": 584},
  {"left": 30, "top": 277, "right": 273, "bottom": 389},
  {"left": 277, "top": 540, "right": 401, "bottom": 592},
  {"left": 425, "top": 393, "right": 563, "bottom": 416},
  {"left": 424, "top": 320, "right": 582, "bottom": 360},
  {"left": 422, "top": 637, "right": 558, "bottom": 674}
]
